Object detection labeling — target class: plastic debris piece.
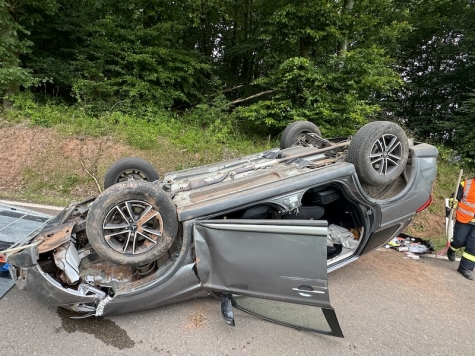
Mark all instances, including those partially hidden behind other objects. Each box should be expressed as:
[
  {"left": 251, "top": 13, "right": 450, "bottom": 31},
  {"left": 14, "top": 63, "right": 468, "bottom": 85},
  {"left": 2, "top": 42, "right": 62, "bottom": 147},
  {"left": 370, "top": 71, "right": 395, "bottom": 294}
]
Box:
[
  {"left": 404, "top": 252, "right": 420, "bottom": 259},
  {"left": 1, "top": 263, "right": 10, "bottom": 271},
  {"left": 409, "top": 244, "right": 429, "bottom": 253},
  {"left": 388, "top": 238, "right": 400, "bottom": 247}
]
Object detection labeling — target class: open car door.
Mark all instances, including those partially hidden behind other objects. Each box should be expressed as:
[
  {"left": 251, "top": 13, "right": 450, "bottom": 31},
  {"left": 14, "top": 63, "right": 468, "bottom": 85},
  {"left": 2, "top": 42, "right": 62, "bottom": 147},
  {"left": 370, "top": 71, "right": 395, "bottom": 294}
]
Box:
[{"left": 193, "top": 219, "right": 343, "bottom": 337}]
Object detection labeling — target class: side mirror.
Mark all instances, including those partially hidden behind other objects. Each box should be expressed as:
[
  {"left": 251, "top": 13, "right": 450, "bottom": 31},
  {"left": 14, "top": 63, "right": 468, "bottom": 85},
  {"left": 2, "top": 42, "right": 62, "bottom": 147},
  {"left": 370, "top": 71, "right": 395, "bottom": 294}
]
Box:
[{"left": 220, "top": 293, "right": 235, "bottom": 326}]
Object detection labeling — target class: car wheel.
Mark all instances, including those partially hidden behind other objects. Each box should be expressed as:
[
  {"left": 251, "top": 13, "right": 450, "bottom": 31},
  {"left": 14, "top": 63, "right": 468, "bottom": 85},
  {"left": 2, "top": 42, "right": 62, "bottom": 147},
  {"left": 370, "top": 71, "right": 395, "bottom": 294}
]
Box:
[
  {"left": 86, "top": 181, "right": 178, "bottom": 266},
  {"left": 348, "top": 121, "right": 409, "bottom": 186},
  {"left": 104, "top": 157, "right": 159, "bottom": 189},
  {"left": 280, "top": 121, "right": 322, "bottom": 149}
]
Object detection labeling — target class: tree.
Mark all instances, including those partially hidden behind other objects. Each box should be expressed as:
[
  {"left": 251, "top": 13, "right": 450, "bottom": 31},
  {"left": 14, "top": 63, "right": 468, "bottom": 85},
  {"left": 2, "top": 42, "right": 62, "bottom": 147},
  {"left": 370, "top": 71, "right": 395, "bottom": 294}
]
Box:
[
  {"left": 451, "top": 95, "right": 475, "bottom": 168},
  {"left": 68, "top": 1, "right": 212, "bottom": 111},
  {"left": 388, "top": 0, "right": 475, "bottom": 138},
  {"left": 0, "top": 0, "right": 57, "bottom": 108},
  {"left": 236, "top": 48, "right": 402, "bottom": 135},
  {"left": 381, "top": 0, "right": 475, "bottom": 166},
  {"left": 233, "top": 0, "right": 407, "bottom": 135}
]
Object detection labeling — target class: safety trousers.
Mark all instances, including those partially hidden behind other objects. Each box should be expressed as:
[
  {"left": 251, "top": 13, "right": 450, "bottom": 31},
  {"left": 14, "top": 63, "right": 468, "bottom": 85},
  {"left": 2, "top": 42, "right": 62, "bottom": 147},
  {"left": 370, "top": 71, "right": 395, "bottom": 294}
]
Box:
[{"left": 450, "top": 220, "right": 475, "bottom": 271}]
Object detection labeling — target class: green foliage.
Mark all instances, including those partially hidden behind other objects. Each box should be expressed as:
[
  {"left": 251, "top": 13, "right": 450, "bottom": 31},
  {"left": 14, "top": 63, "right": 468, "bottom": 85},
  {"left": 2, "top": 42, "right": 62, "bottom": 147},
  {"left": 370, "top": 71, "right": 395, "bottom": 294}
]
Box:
[
  {"left": 0, "top": 0, "right": 58, "bottom": 100},
  {"left": 21, "top": 0, "right": 214, "bottom": 113},
  {"left": 6, "top": 0, "right": 475, "bottom": 233},
  {"left": 3, "top": 0, "right": 475, "bottom": 168},
  {"left": 0, "top": 1, "right": 34, "bottom": 96},
  {"left": 444, "top": 95, "right": 475, "bottom": 172},
  {"left": 260, "top": 1, "right": 342, "bottom": 59},
  {"left": 4, "top": 93, "right": 273, "bottom": 160},
  {"left": 6, "top": 92, "right": 105, "bottom": 132},
  {"left": 236, "top": 48, "right": 402, "bottom": 136},
  {"left": 385, "top": 0, "right": 475, "bottom": 165},
  {"left": 188, "top": 94, "right": 234, "bottom": 142}
]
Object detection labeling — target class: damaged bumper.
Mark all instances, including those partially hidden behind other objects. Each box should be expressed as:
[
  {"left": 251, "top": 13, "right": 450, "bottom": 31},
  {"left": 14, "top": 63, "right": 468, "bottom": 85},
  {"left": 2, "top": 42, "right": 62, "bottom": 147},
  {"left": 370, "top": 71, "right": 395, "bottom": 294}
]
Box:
[
  {"left": 7, "top": 217, "right": 204, "bottom": 316},
  {"left": 8, "top": 245, "right": 107, "bottom": 313}
]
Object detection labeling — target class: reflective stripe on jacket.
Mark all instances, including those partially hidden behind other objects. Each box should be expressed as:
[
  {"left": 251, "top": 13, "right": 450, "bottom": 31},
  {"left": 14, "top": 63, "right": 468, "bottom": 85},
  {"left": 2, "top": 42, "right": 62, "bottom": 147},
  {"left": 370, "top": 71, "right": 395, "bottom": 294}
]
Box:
[{"left": 456, "top": 179, "right": 475, "bottom": 223}]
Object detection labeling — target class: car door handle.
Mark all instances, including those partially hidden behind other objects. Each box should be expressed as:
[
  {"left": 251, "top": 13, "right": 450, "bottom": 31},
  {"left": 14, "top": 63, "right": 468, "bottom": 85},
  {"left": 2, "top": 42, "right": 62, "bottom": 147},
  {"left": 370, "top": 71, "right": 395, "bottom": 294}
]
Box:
[{"left": 292, "top": 287, "right": 324, "bottom": 294}]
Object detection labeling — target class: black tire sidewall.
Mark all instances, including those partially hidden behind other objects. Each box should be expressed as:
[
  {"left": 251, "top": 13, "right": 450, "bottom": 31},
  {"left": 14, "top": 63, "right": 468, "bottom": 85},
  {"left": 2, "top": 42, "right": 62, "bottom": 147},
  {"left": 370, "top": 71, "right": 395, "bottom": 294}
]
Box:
[
  {"left": 280, "top": 121, "right": 322, "bottom": 149},
  {"left": 86, "top": 181, "right": 178, "bottom": 266},
  {"left": 104, "top": 157, "right": 159, "bottom": 189},
  {"left": 348, "top": 121, "right": 409, "bottom": 186}
]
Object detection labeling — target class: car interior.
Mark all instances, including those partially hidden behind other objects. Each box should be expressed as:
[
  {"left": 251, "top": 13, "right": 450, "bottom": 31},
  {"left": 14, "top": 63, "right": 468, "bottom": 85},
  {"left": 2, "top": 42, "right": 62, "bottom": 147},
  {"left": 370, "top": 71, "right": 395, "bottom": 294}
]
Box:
[{"left": 210, "top": 184, "right": 364, "bottom": 263}]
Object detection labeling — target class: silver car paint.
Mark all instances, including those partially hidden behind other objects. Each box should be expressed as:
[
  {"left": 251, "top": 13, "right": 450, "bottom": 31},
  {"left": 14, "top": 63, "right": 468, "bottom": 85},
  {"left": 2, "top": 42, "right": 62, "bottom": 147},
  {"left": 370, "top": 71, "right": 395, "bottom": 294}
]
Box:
[{"left": 194, "top": 220, "right": 331, "bottom": 307}]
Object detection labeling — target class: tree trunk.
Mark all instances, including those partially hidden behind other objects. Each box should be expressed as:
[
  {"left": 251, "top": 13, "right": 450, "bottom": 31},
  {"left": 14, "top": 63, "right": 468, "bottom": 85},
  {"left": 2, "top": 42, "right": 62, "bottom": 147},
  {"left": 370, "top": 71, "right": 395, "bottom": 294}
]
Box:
[
  {"left": 1, "top": 1, "right": 19, "bottom": 110},
  {"left": 300, "top": 38, "right": 310, "bottom": 58},
  {"left": 338, "top": 0, "right": 355, "bottom": 53},
  {"left": 3, "top": 81, "right": 18, "bottom": 110}
]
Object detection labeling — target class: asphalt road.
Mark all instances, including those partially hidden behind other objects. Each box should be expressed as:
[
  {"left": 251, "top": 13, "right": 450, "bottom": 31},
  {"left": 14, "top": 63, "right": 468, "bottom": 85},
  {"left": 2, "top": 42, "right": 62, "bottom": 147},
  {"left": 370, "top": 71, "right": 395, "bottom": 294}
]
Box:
[{"left": 0, "top": 202, "right": 473, "bottom": 356}]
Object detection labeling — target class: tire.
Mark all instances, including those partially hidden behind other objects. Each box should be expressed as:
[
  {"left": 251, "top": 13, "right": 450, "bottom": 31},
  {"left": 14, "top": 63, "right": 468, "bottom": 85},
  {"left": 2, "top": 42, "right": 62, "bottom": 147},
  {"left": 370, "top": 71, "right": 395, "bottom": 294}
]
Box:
[
  {"left": 86, "top": 180, "right": 178, "bottom": 266},
  {"left": 280, "top": 121, "right": 322, "bottom": 149},
  {"left": 348, "top": 121, "right": 409, "bottom": 187},
  {"left": 104, "top": 157, "right": 159, "bottom": 189}
]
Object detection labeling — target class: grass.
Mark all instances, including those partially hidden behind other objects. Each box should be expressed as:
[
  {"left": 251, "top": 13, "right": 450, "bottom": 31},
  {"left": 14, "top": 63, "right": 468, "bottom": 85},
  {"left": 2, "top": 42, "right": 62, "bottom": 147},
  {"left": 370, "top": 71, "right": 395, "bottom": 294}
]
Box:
[
  {"left": 4, "top": 94, "right": 276, "bottom": 163},
  {"left": 0, "top": 167, "right": 94, "bottom": 207},
  {"left": 0, "top": 191, "right": 74, "bottom": 207}
]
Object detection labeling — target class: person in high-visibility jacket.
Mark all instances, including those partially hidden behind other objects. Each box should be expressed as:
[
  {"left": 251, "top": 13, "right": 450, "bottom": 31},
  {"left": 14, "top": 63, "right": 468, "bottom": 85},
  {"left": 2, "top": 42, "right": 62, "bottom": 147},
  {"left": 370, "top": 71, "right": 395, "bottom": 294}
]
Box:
[{"left": 448, "top": 179, "right": 475, "bottom": 280}]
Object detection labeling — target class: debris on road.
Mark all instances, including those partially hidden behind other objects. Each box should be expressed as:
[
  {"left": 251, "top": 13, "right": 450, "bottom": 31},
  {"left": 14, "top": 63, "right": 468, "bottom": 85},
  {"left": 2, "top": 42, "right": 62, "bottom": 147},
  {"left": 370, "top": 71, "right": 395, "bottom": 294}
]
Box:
[{"left": 386, "top": 233, "right": 435, "bottom": 257}]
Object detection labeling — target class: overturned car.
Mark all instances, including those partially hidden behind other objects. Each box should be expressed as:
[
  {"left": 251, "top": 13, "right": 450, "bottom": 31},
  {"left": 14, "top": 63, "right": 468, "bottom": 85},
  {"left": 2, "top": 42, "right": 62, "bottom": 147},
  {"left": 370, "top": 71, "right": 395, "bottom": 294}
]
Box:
[{"left": 7, "top": 121, "right": 438, "bottom": 337}]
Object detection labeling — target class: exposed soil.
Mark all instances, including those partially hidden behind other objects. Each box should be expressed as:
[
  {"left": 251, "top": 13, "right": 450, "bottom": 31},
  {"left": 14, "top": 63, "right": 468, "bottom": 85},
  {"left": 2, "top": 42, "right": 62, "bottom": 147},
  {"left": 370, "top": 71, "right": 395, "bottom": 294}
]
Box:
[
  {"left": 0, "top": 124, "right": 191, "bottom": 200},
  {"left": 406, "top": 207, "right": 445, "bottom": 243}
]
